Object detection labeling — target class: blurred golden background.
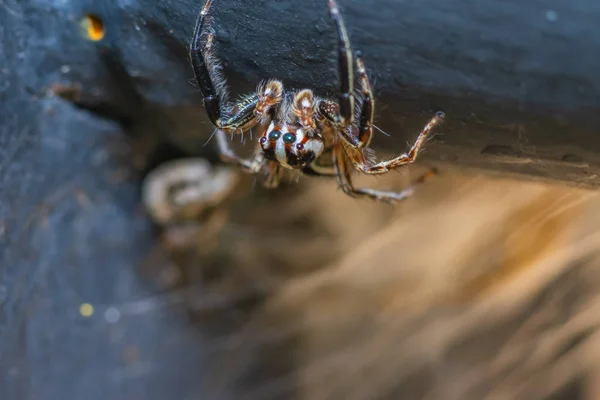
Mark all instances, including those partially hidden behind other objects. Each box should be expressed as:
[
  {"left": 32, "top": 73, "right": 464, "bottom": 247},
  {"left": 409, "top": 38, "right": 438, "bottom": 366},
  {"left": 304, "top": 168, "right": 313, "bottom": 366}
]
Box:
[{"left": 143, "top": 160, "right": 600, "bottom": 400}]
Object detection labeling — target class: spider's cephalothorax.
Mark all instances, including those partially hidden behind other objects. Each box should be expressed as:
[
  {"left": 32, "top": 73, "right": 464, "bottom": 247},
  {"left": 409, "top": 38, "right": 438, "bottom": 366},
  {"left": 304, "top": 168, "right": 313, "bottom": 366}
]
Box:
[{"left": 189, "top": 0, "right": 445, "bottom": 202}]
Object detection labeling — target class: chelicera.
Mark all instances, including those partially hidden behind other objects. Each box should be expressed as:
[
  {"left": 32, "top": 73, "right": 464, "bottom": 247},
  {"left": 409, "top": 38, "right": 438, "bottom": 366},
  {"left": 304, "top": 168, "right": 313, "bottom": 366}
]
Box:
[{"left": 189, "top": 0, "right": 445, "bottom": 202}]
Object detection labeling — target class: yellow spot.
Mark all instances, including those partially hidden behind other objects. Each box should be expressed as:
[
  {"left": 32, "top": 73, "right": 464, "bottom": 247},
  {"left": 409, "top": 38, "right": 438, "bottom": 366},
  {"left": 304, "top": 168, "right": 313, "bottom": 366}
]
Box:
[
  {"left": 80, "top": 14, "right": 105, "bottom": 41},
  {"left": 79, "top": 303, "right": 94, "bottom": 317}
]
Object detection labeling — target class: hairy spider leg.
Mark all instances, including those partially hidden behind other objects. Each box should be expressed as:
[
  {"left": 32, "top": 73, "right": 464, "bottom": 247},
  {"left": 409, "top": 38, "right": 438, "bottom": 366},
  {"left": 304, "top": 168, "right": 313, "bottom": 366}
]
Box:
[
  {"left": 324, "top": 0, "right": 375, "bottom": 149},
  {"left": 215, "top": 129, "right": 265, "bottom": 173},
  {"left": 215, "top": 128, "right": 283, "bottom": 189},
  {"left": 263, "top": 162, "right": 283, "bottom": 189},
  {"left": 328, "top": 0, "right": 354, "bottom": 129},
  {"left": 326, "top": 0, "right": 446, "bottom": 166},
  {"left": 354, "top": 52, "right": 374, "bottom": 149},
  {"left": 351, "top": 112, "right": 445, "bottom": 174},
  {"left": 190, "top": 0, "right": 263, "bottom": 134},
  {"left": 325, "top": 51, "right": 376, "bottom": 149},
  {"left": 332, "top": 139, "right": 436, "bottom": 202},
  {"left": 190, "top": 0, "right": 221, "bottom": 126}
]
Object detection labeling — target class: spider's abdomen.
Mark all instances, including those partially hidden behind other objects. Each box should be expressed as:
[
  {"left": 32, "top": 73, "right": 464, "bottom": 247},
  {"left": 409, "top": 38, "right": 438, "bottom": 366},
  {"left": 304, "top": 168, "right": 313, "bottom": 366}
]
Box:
[{"left": 259, "top": 121, "right": 324, "bottom": 170}]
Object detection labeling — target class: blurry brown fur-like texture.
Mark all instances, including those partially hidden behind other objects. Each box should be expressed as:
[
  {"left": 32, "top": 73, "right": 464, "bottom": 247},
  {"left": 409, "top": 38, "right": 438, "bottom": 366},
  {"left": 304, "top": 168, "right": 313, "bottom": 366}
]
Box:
[{"left": 164, "top": 165, "right": 600, "bottom": 400}]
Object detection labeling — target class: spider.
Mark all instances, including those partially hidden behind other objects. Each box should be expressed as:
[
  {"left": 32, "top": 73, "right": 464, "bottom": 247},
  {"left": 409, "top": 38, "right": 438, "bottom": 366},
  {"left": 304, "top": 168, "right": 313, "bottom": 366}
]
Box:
[{"left": 189, "top": 0, "right": 445, "bottom": 202}]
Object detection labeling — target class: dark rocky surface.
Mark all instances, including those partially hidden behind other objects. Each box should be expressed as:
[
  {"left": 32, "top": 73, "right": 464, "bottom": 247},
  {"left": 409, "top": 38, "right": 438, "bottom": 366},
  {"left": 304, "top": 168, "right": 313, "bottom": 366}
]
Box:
[{"left": 1, "top": 0, "right": 599, "bottom": 399}]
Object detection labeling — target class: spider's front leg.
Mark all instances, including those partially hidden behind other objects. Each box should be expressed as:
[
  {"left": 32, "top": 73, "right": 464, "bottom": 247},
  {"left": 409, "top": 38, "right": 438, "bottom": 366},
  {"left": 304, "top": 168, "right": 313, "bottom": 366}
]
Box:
[
  {"left": 190, "top": 0, "right": 282, "bottom": 134},
  {"left": 215, "top": 129, "right": 265, "bottom": 173},
  {"left": 263, "top": 162, "right": 282, "bottom": 189},
  {"left": 215, "top": 128, "right": 283, "bottom": 191}
]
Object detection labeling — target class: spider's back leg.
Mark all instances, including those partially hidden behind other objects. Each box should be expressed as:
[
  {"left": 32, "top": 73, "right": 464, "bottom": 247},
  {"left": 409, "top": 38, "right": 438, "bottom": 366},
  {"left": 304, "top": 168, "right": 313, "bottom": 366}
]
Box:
[
  {"left": 350, "top": 112, "right": 446, "bottom": 175},
  {"left": 320, "top": 51, "right": 376, "bottom": 150},
  {"left": 325, "top": 0, "right": 374, "bottom": 150},
  {"left": 354, "top": 52, "right": 374, "bottom": 149},
  {"left": 328, "top": 0, "right": 355, "bottom": 129},
  {"left": 333, "top": 141, "right": 437, "bottom": 203}
]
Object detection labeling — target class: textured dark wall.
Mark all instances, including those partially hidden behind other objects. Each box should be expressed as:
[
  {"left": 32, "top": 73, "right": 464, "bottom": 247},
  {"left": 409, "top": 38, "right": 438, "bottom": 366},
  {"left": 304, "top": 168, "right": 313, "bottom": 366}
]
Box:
[
  {"left": 1, "top": 0, "right": 599, "bottom": 399},
  {"left": 84, "top": 0, "right": 600, "bottom": 186},
  {"left": 0, "top": 1, "right": 206, "bottom": 399},
  {"left": 22, "top": 0, "right": 600, "bottom": 185}
]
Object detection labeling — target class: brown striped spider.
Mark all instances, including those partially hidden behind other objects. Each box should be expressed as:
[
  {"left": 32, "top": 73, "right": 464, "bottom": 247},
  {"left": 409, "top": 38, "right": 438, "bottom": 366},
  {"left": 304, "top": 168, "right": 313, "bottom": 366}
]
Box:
[{"left": 190, "top": 0, "right": 445, "bottom": 202}]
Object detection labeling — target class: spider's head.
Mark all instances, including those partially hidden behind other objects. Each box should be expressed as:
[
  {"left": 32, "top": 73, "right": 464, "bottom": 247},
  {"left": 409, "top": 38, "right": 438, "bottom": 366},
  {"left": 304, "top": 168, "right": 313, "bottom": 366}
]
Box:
[
  {"left": 259, "top": 121, "right": 324, "bottom": 169},
  {"left": 254, "top": 80, "right": 283, "bottom": 122}
]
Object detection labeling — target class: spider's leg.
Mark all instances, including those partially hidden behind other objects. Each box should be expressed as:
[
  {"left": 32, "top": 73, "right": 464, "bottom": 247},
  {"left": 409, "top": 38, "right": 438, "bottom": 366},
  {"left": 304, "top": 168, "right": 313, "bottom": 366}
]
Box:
[
  {"left": 263, "top": 162, "right": 282, "bottom": 189},
  {"left": 215, "top": 129, "right": 266, "bottom": 173},
  {"left": 221, "top": 93, "right": 262, "bottom": 133},
  {"left": 354, "top": 52, "right": 374, "bottom": 149},
  {"left": 190, "top": 0, "right": 223, "bottom": 128},
  {"left": 353, "top": 112, "right": 445, "bottom": 175},
  {"left": 328, "top": 0, "right": 354, "bottom": 128},
  {"left": 317, "top": 99, "right": 362, "bottom": 149},
  {"left": 190, "top": 1, "right": 263, "bottom": 133},
  {"left": 333, "top": 141, "right": 435, "bottom": 203},
  {"left": 324, "top": 51, "right": 375, "bottom": 149}
]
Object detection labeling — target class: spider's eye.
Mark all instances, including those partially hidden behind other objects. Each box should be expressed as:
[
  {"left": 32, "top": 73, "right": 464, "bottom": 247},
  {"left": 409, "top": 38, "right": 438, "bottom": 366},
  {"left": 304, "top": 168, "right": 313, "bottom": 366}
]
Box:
[
  {"left": 268, "top": 130, "right": 281, "bottom": 141},
  {"left": 282, "top": 133, "right": 296, "bottom": 144}
]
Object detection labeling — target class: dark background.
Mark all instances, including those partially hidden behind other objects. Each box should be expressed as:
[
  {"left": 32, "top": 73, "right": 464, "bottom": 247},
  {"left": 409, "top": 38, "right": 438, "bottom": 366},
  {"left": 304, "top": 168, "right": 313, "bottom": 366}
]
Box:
[{"left": 1, "top": 0, "right": 599, "bottom": 399}]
